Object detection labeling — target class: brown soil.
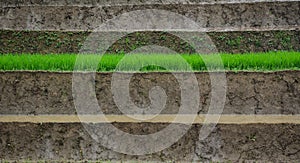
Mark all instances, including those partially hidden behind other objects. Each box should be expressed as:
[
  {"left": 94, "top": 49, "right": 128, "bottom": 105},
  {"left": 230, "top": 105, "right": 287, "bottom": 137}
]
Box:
[
  {"left": 1, "top": 1, "right": 300, "bottom": 54},
  {"left": 0, "top": 71, "right": 299, "bottom": 115},
  {"left": 1, "top": 1, "right": 299, "bottom": 31},
  {"left": 1, "top": 1, "right": 300, "bottom": 162},
  {"left": 0, "top": 0, "right": 293, "bottom": 6},
  {"left": 1, "top": 30, "right": 299, "bottom": 54},
  {"left": 0, "top": 123, "right": 299, "bottom": 161}
]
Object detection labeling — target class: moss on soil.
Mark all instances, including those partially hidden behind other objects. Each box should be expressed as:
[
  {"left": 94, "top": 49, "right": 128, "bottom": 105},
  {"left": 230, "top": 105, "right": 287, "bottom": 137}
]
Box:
[{"left": 1, "top": 30, "right": 299, "bottom": 54}]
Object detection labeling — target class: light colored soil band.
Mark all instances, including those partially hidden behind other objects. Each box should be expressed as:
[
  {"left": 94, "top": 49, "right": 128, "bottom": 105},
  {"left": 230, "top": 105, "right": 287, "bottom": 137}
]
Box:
[
  {"left": 1, "top": 0, "right": 299, "bottom": 7},
  {"left": 1, "top": 114, "right": 300, "bottom": 124},
  {"left": 1, "top": 26, "right": 299, "bottom": 32},
  {"left": 1, "top": 1, "right": 299, "bottom": 31}
]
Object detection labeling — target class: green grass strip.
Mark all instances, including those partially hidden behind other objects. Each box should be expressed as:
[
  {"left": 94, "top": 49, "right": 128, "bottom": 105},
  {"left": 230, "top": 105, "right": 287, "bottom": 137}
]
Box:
[{"left": 0, "top": 51, "right": 299, "bottom": 72}]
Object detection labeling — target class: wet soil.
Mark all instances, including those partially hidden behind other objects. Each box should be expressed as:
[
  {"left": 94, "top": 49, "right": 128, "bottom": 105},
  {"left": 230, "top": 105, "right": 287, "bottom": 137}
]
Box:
[
  {"left": 1, "top": 30, "right": 299, "bottom": 54},
  {"left": 0, "top": 71, "right": 299, "bottom": 115},
  {"left": 1, "top": 1, "right": 299, "bottom": 31},
  {"left": 0, "top": 123, "right": 299, "bottom": 161}
]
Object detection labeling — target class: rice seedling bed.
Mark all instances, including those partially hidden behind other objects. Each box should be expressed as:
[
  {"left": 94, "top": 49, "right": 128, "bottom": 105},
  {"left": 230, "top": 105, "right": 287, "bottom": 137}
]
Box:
[{"left": 0, "top": 51, "right": 299, "bottom": 72}]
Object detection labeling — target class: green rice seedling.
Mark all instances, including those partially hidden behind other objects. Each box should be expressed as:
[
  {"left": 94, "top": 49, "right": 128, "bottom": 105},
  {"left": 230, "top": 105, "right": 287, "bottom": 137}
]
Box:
[{"left": 0, "top": 51, "right": 299, "bottom": 72}]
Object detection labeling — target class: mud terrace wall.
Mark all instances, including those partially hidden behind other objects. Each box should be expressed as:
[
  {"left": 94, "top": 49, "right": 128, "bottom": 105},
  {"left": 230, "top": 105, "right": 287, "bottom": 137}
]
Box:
[
  {"left": 0, "top": 72, "right": 299, "bottom": 161},
  {"left": 1, "top": 0, "right": 298, "bottom": 6},
  {"left": 1, "top": 30, "right": 299, "bottom": 54},
  {"left": 0, "top": 71, "right": 299, "bottom": 115},
  {"left": 1, "top": 0, "right": 300, "bottom": 161},
  {"left": 0, "top": 123, "right": 299, "bottom": 161},
  {"left": 0, "top": 69, "right": 300, "bottom": 162},
  {"left": 1, "top": 1, "right": 299, "bottom": 31}
]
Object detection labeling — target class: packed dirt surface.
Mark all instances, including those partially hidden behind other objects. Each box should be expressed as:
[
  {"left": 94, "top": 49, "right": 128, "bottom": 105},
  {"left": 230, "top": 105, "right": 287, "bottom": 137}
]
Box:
[
  {"left": 0, "top": 71, "right": 299, "bottom": 115},
  {"left": 1, "top": 30, "right": 299, "bottom": 54},
  {"left": 1, "top": 0, "right": 296, "bottom": 7},
  {"left": 1, "top": 1, "right": 299, "bottom": 31},
  {"left": 0, "top": 122, "right": 299, "bottom": 161}
]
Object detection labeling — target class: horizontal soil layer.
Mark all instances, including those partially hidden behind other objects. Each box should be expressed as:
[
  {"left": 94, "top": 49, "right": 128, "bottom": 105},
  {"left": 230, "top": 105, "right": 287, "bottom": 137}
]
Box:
[
  {"left": 1, "top": 30, "right": 299, "bottom": 54},
  {"left": 0, "top": 123, "right": 299, "bottom": 161},
  {"left": 1, "top": 115, "right": 300, "bottom": 124},
  {"left": 0, "top": 0, "right": 294, "bottom": 7},
  {"left": 0, "top": 71, "right": 299, "bottom": 115},
  {"left": 1, "top": 1, "right": 299, "bottom": 31}
]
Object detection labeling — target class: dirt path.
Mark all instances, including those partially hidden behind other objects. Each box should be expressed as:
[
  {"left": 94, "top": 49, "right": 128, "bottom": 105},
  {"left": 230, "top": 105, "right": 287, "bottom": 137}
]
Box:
[{"left": 1, "top": 114, "right": 300, "bottom": 124}]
